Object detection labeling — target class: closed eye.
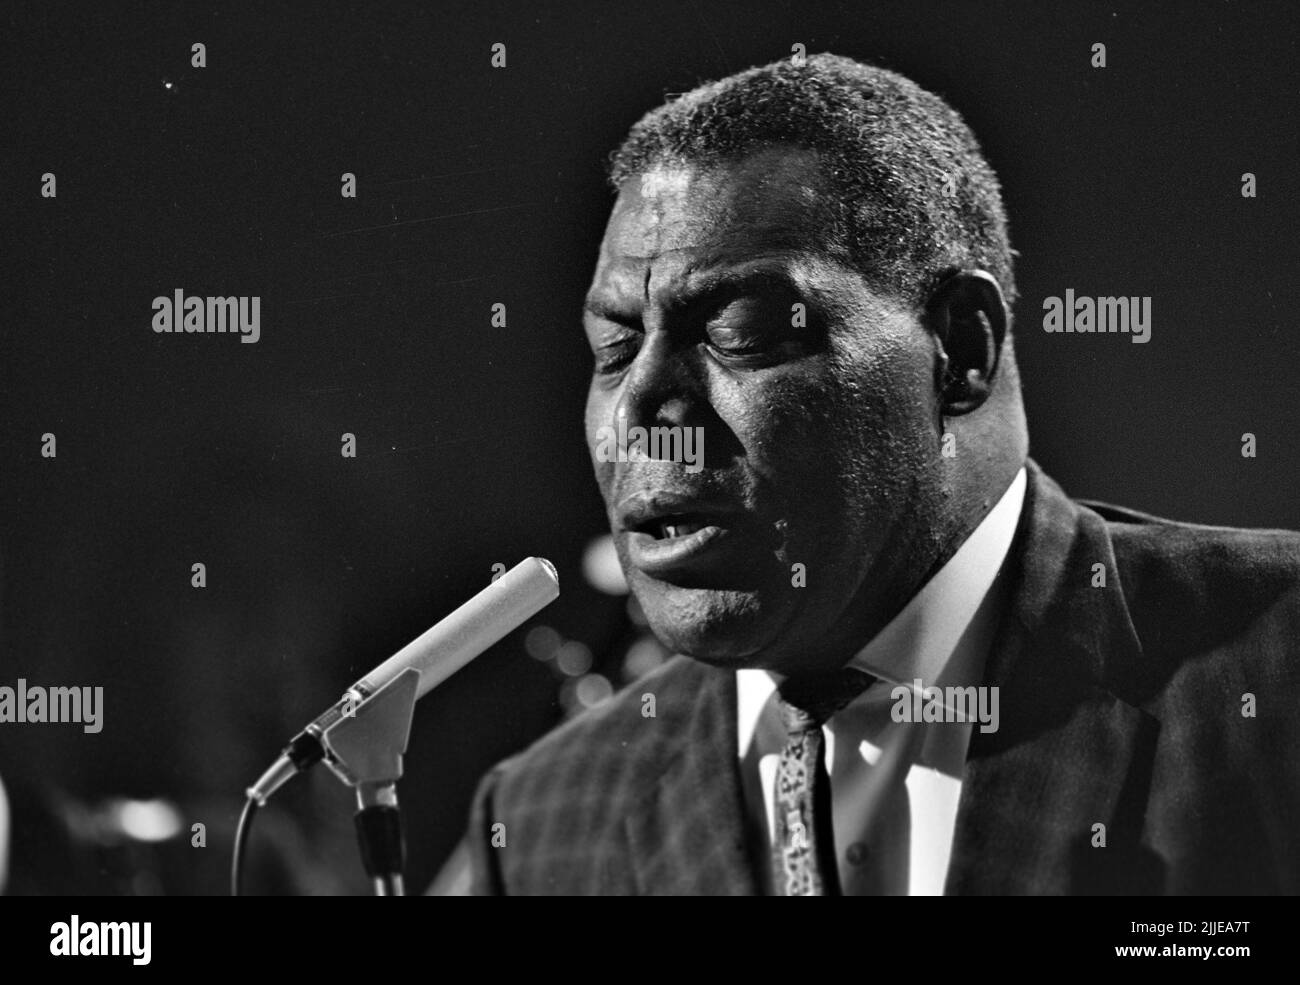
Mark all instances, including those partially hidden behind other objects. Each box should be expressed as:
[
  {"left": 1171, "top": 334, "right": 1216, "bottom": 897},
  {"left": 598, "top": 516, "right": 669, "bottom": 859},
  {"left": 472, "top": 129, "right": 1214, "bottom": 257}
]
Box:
[
  {"left": 588, "top": 324, "right": 643, "bottom": 375},
  {"left": 699, "top": 295, "right": 817, "bottom": 367}
]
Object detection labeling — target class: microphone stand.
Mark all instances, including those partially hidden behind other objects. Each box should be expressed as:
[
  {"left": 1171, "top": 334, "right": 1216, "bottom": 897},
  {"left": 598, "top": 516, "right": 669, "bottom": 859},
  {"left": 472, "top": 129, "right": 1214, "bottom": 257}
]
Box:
[{"left": 319, "top": 668, "right": 420, "bottom": 896}]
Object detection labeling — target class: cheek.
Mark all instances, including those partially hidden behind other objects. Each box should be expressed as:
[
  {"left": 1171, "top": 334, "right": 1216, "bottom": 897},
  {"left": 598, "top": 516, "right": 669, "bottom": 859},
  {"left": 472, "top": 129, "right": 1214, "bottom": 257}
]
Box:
[
  {"left": 711, "top": 341, "right": 935, "bottom": 523},
  {"left": 708, "top": 369, "right": 865, "bottom": 562},
  {"left": 829, "top": 330, "right": 937, "bottom": 451},
  {"left": 584, "top": 386, "right": 616, "bottom": 489},
  {"left": 742, "top": 383, "right": 839, "bottom": 474},
  {"left": 710, "top": 360, "right": 883, "bottom": 483}
]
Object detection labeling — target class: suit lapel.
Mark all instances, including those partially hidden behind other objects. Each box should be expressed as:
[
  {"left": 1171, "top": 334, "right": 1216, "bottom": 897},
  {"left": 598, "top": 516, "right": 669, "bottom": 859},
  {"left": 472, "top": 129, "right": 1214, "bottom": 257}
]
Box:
[
  {"left": 945, "top": 461, "right": 1163, "bottom": 895},
  {"left": 624, "top": 658, "right": 759, "bottom": 895}
]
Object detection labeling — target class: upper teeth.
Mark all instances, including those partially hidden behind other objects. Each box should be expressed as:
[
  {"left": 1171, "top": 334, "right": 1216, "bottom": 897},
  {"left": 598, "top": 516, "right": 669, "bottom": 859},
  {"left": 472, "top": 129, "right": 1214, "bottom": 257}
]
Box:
[{"left": 659, "top": 520, "right": 704, "bottom": 539}]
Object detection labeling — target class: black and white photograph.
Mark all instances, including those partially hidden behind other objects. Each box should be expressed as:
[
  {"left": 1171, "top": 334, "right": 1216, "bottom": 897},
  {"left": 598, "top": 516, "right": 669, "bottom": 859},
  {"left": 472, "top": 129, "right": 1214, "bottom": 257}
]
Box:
[{"left": 2, "top": 0, "right": 1297, "bottom": 958}]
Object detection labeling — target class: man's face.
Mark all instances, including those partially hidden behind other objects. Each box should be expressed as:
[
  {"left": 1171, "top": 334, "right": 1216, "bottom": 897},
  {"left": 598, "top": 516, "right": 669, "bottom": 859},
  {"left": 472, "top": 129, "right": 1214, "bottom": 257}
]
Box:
[{"left": 582, "top": 147, "right": 946, "bottom": 675}]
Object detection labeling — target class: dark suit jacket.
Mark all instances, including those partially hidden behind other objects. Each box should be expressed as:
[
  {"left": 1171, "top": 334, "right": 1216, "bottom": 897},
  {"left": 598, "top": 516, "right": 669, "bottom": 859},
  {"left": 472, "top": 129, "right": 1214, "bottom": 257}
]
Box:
[{"left": 462, "top": 461, "right": 1300, "bottom": 894}]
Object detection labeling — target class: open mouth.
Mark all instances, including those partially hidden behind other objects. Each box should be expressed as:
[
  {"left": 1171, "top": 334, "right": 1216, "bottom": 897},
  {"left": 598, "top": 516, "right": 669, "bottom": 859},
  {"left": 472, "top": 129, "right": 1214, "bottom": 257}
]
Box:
[
  {"left": 622, "top": 510, "right": 752, "bottom": 580},
  {"left": 616, "top": 491, "right": 760, "bottom": 578},
  {"left": 637, "top": 513, "right": 715, "bottom": 541}
]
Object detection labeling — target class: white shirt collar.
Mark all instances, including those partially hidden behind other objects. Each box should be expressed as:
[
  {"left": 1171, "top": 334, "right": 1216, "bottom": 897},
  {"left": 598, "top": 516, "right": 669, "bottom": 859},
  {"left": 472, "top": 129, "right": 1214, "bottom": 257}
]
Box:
[{"left": 737, "top": 467, "right": 1027, "bottom": 757}]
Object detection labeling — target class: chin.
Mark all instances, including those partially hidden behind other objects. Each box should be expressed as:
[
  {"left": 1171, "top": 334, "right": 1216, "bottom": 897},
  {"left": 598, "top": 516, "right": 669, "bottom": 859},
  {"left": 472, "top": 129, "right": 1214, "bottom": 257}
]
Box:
[{"left": 632, "top": 580, "right": 797, "bottom": 670}]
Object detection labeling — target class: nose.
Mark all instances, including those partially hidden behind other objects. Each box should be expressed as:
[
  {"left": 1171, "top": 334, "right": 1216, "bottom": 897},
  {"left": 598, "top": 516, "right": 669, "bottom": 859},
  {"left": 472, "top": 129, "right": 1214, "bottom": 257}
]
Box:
[{"left": 610, "top": 329, "right": 698, "bottom": 436}]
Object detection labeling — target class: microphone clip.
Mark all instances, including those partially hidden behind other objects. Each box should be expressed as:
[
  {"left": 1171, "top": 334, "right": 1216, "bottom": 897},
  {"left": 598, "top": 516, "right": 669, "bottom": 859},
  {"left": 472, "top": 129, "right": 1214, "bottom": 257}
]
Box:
[
  {"left": 320, "top": 667, "right": 419, "bottom": 791},
  {"left": 319, "top": 667, "right": 420, "bottom": 895}
]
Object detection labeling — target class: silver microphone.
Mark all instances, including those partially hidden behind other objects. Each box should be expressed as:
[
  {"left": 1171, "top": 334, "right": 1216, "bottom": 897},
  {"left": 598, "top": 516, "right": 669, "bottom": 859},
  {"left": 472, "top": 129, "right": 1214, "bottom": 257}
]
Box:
[{"left": 247, "top": 557, "right": 560, "bottom": 804}]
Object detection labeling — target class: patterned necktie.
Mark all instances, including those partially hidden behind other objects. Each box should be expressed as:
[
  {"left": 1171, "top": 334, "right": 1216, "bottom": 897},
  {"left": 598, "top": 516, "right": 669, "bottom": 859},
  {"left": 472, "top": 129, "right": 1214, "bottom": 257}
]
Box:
[{"left": 771, "top": 668, "right": 876, "bottom": 896}]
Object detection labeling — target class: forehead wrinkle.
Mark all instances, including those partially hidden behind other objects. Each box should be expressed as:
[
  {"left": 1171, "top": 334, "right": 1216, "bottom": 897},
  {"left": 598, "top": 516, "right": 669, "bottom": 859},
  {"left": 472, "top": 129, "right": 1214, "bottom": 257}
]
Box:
[
  {"left": 587, "top": 245, "right": 854, "bottom": 328},
  {"left": 651, "top": 253, "right": 827, "bottom": 313},
  {"left": 611, "top": 156, "right": 827, "bottom": 258},
  {"left": 635, "top": 218, "right": 840, "bottom": 310},
  {"left": 593, "top": 151, "right": 847, "bottom": 320},
  {"left": 584, "top": 248, "right": 691, "bottom": 320}
]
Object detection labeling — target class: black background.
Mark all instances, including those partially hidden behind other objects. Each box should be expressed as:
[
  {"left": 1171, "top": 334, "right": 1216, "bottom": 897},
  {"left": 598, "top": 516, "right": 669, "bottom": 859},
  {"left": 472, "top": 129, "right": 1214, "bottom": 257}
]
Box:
[{"left": 2, "top": 0, "right": 1296, "bottom": 894}]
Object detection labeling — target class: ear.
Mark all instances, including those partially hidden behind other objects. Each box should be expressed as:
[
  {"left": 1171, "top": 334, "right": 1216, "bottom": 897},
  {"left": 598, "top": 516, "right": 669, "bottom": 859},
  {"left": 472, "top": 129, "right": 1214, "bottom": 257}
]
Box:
[{"left": 925, "top": 270, "right": 1009, "bottom": 415}]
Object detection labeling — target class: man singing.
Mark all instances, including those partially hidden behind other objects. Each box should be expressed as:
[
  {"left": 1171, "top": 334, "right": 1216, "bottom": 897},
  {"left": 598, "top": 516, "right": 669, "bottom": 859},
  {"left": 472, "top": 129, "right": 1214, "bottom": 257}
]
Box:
[{"left": 452, "top": 53, "right": 1300, "bottom": 895}]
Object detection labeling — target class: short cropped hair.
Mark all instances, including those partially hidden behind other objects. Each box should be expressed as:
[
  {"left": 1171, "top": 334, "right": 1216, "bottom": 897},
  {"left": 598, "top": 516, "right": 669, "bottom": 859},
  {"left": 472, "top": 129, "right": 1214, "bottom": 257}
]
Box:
[{"left": 608, "top": 53, "right": 1017, "bottom": 307}]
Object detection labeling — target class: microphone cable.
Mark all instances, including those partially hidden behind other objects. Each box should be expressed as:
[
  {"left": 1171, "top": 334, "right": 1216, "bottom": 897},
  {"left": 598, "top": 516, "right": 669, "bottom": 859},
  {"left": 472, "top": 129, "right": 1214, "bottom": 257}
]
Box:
[{"left": 230, "top": 796, "right": 259, "bottom": 896}]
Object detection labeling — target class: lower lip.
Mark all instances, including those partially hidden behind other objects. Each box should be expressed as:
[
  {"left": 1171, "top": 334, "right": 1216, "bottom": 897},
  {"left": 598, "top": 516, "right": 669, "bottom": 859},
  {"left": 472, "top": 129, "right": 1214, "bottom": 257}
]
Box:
[{"left": 625, "top": 522, "right": 745, "bottom": 578}]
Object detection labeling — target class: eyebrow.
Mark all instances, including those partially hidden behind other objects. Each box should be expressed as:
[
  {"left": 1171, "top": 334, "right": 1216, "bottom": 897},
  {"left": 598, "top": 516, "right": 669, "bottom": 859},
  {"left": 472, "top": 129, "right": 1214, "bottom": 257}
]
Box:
[
  {"left": 582, "top": 295, "right": 635, "bottom": 323},
  {"left": 583, "top": 264, "right": 804, "bottom": 323}
]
